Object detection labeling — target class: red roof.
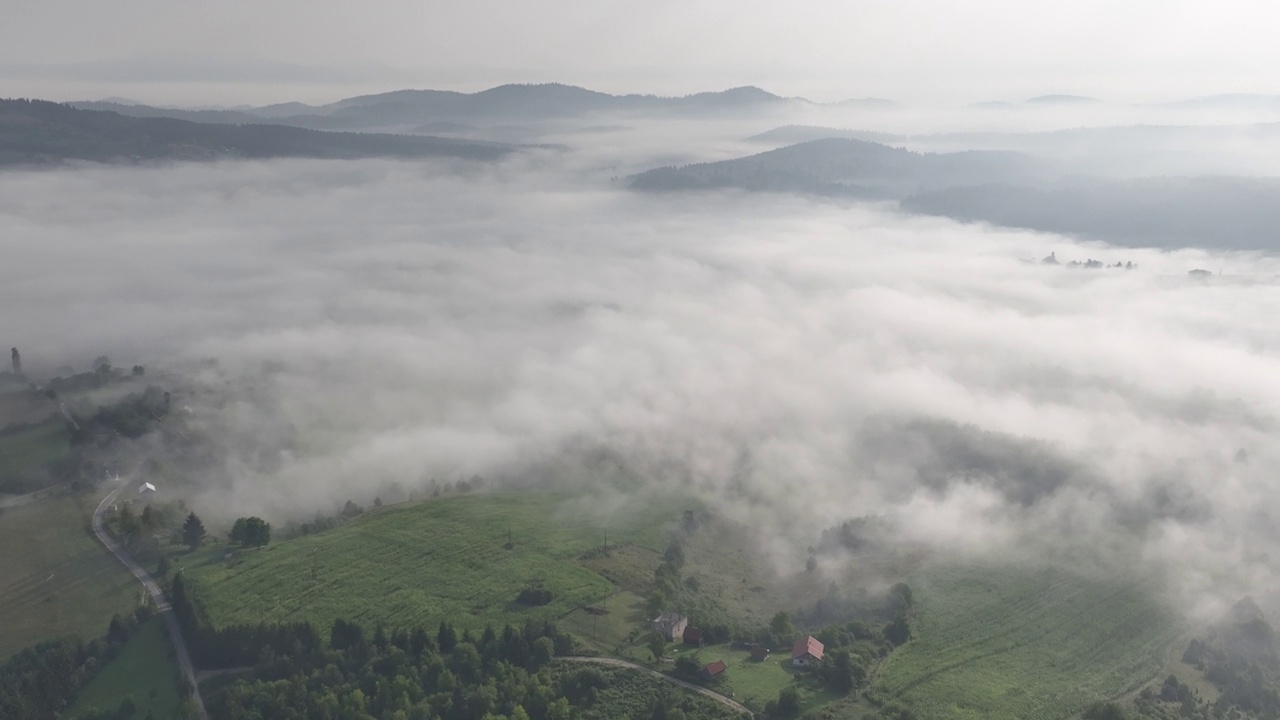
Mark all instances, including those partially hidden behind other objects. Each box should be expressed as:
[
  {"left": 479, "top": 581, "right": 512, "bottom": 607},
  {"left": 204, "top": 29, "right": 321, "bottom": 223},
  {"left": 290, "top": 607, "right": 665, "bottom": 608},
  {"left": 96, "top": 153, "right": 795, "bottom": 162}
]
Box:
[
  {"left": 702, "top": 660, "right": 727, "bottom": 677},
  {"left": 791, "top": 635, "right": 824, "bottom": 661}
]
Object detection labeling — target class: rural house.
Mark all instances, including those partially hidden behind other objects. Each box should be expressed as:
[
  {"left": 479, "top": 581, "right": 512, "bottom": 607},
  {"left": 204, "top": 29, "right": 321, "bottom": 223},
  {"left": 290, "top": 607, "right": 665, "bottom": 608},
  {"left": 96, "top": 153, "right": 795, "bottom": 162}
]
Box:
[
  {"left": 138, "top": 482, "right": 156, "bottom": 497},
  {"left": 700, "top": 660, "right": 727, "bottom": 681},
  {"left": 651, "top": 612, "right": 688, "bottom": 641},
  {"left": 683, "top": 627, "right": 706, "bottom": 647},
  {"left": 791, "top": 635, "right": 824, "bottom": 666}
]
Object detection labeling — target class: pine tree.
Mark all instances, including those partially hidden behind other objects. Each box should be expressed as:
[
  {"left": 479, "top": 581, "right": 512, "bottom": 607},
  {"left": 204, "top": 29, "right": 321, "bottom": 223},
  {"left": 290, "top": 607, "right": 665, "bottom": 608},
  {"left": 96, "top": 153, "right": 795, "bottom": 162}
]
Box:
[{"left": 182, "top": 512, "right": 206, "bottom": 550}]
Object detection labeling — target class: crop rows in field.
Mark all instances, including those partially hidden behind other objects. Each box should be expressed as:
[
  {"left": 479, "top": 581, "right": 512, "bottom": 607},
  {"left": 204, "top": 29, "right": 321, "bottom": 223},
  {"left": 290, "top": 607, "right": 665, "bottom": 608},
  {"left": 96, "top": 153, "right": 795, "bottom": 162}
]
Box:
[
  {"left": 874, "top": 564, "right": 1180, "bottom": 720},
  {"left": 185, "top": 491, "right": 685, "bottom": 633}
]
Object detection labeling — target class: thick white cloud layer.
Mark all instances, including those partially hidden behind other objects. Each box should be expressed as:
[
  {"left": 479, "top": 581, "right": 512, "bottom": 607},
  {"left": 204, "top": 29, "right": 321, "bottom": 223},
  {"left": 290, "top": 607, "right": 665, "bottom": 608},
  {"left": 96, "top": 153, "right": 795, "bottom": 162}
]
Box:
[{"left": 4, "top": 153, "right": 1280, "bottom": 617}]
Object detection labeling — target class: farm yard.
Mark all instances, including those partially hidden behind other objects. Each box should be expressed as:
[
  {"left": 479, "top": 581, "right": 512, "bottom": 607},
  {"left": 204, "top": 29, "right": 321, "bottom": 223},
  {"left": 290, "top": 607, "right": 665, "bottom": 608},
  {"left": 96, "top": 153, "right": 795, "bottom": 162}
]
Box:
[
  {"left": 183, "top": 491, "right": 689, "bottom": 633},
  {"left": 872, "top": 563, "right": 1181, "bottom": 720}
]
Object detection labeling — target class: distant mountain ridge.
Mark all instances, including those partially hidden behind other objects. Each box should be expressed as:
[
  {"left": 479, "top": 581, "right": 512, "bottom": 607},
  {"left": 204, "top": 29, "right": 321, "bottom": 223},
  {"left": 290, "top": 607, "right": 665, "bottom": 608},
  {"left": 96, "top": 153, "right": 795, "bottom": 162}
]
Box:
[
  {"left": 70, "top": 83, "right": 813, "bottom": 132},
  {"left": 0, "top": 98, "right": 514, "bottom": 166}
]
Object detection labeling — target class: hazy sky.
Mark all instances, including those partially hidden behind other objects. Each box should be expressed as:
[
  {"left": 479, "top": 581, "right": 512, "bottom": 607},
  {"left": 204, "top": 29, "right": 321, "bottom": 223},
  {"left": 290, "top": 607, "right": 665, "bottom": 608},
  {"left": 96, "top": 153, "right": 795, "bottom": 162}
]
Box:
[{"left": 3, "top": 0, "right": 1279, "bottom": 105}]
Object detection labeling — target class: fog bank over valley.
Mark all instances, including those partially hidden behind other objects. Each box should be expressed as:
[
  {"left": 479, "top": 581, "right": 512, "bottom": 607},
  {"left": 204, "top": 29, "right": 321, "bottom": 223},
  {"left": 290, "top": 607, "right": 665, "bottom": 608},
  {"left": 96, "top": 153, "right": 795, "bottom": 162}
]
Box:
[{"left": 4, "top": 149, "right": 1280, "bottom": 619}]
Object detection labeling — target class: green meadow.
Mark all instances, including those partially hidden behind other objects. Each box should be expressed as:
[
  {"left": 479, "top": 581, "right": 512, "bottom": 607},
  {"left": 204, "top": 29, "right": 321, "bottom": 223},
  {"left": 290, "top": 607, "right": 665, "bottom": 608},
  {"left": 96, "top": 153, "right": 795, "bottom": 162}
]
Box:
[
  {"left": 0, "top": 490, "right": 141, "bottom": 660},
  {"left": 67, "top": 618, "right": 183, "bottom": 720},
  {"left": 183, "top": 491, "right": 689, "bottom": 633},
  {"left": 872, "top": 563, "right": 1181, "bottom": 720}
]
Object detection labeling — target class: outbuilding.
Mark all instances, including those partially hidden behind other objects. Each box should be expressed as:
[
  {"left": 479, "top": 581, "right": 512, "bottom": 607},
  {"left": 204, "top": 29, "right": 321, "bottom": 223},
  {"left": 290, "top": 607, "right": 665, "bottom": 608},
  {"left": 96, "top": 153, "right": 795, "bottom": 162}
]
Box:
[
  {"left": 138, "top": 482, "right": 156, "bottom": 497},
  {"left": 700, "top": 660, "right": 727, "bottom": 681},
  {"left": 683, "top": 627, "right": 706, "bottom": 647}
]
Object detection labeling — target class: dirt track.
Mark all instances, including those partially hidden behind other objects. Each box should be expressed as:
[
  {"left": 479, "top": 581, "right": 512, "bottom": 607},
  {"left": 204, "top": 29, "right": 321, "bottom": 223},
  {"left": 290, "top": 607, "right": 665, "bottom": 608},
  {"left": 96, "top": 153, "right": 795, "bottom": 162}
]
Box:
[{"left": 560, "top": 655, "right": 754, "bottom": 717}]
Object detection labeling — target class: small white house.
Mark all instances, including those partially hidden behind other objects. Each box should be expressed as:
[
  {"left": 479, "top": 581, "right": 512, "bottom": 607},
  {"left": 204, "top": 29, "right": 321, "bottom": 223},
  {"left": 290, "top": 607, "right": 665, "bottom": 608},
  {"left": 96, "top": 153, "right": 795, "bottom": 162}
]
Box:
[{"left": 138, "top": 482, "right": 157, "bottom": 497}]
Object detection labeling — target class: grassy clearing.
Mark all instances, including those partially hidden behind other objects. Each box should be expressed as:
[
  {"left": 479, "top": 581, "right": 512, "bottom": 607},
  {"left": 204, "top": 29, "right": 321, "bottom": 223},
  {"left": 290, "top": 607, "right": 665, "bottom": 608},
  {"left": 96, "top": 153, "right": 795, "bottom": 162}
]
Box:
[
  {"left": 872, "top": 563, "right": 1181, "bottom": 720},
  {"left": 714, "top": 650, "right": 797, "bottom": 708},
  {"left": 560, "top": 590, "right": 651, "bottom": 655},
  {"left": 0, "top": 421, "right": 69, "bottom": 479},
  {"left": 185, "top": 491, "right": 690, "bottom": 634},
  {"left": 67, "top": 618, "right": 182, "bottom": 720},
  {"left": 0, "top": 490, "right": 141, "bottom": 660},
  {"left": 673, "top": 643, "right": 841, "bottom": 714}
]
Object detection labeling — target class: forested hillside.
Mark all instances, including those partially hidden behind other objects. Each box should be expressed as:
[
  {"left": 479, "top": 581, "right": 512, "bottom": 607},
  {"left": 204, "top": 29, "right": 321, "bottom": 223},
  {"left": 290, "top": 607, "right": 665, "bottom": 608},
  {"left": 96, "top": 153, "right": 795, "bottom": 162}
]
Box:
[{"left": 0, "top": 99, "right": 512, "bottom": 166}]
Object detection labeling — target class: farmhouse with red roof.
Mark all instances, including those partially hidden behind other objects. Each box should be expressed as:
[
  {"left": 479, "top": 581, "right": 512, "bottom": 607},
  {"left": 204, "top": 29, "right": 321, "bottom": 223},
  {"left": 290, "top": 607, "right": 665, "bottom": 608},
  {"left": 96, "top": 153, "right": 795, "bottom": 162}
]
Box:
[
  {"left": 791, "top": 635, "right": 824, "bottom": 666},
  {"left": 701, "top": 660, "right": 727, "bottom": 681}
]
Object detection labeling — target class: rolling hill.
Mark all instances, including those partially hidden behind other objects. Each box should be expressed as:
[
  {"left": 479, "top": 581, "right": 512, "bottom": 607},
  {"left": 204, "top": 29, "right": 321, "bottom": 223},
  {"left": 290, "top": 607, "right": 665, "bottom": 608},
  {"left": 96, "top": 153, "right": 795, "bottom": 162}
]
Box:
[
  {"left": 630, "top": 138, "right": 1049, "bottom": 199},
  {"left": 632, "top": 135, "right": 1280, "bottom": 251},
  {"left": 181, "top": 491, "right": 685, "bottom": 634}
]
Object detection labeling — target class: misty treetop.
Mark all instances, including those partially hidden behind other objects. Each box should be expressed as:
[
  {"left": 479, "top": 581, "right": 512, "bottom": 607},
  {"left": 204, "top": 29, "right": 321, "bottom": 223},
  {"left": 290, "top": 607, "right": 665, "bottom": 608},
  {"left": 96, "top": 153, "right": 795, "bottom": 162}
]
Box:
[{"left": 229, "top": 516, "right": 271, "bottom": 548}]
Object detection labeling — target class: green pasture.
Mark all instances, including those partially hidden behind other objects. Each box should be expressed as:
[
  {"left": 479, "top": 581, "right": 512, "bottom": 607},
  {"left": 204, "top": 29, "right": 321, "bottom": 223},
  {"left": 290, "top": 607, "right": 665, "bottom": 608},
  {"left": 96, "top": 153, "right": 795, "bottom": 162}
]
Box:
[
  {"left": 184, "top": 491, "right": 689, "bottom": 634},
  {"left": 0, "top": 490, "right": 141, "bottom": 659},
  {"left": 67, "top": 617, "right": 183, "bottom": 720},
  {"left": 872, "top": 563, "right": 1181, "bottom": 720}
]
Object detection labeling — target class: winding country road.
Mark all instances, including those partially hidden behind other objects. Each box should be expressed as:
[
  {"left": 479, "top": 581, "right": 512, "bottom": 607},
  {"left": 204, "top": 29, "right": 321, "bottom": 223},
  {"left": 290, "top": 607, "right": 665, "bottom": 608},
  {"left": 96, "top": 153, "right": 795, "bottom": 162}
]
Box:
[
  {"left": 93, "top": 483, "right": 208, "bottom": 720},
  {"left": 561, "top": 656, "right": 754, "bottom": 717}
]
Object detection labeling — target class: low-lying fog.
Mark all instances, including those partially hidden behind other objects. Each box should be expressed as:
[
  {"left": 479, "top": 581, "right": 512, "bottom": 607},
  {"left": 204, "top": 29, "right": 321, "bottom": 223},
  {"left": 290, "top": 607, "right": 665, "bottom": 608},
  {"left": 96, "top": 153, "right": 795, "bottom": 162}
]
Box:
[{"left": 5, "top": 135, "right": 1280, "bottom": 619}]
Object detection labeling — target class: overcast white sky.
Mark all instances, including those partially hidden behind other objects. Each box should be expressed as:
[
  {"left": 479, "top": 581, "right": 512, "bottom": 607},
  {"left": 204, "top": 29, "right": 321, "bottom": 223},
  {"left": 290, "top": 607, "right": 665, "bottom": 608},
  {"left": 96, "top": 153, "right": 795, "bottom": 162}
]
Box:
[{"left": 2, "top": 0, "right": 1278, "bottom": 106}]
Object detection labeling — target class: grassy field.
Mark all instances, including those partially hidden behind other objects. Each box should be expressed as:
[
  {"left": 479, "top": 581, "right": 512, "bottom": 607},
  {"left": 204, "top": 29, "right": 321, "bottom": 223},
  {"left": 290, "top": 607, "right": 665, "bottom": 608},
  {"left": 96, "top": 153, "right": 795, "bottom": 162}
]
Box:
[
  {"left": 672, "top": 515, "right": 848, "bottom": 631},
  {"left": 872, "top": 563, "right": 1182, "bottom": 720},
  {"left": 0, "top": 490, "right": 142, "bottom": 659},
  {"left": 670, "top": 642, "right": 840, "bottom": 714},
  {"left": 0, "top": 421, "right": 69, "bottom": 479},
  {"left": 67, "top": 618, "right": 183, "bottom": 720},
  {"left": 184, "top": 491, "right": 690, "bottom": 634},
  {"left": 560, "top": 590, "right": 651, "bottom": 655}
]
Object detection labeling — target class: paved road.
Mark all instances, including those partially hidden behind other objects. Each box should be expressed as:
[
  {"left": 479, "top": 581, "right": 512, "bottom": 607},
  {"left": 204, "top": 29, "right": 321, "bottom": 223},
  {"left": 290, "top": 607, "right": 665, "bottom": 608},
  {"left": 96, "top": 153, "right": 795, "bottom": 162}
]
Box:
[
  {"left": 561, "top": 656, "right": 754, "bottom": 717},
  {"left": 93, "top": 484, "right": 208, "bottom": 720}
]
